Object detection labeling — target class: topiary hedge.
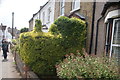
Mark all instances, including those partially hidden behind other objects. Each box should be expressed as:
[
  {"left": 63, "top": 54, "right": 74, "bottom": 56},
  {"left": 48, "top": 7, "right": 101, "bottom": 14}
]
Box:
[
  {"left": 49, "top": 16, "right": 86, "bottom": 49},
  {"left": 19, "top": 17, "right": 86, "bottom": 77}
]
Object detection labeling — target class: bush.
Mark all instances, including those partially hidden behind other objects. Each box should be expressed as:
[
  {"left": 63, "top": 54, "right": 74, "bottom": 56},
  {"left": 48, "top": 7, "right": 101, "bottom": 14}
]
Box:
[
  {"left": 56, "top": 50, "right": 119, "bottom": 79},
  {"left": 20, "top": 32, "right": 65, "bottom": 76},
  {"left": 19, "top": 17, "right": 86, "bottom": 77},
  {"left": 49, "top": 16, "right": 86, "bottom": 50},
  {"left": 11, "top": 39, "right": 20, "bottom": 54},
  {"left": 33, "top": 19, "right": 42, "bottom": 32}
]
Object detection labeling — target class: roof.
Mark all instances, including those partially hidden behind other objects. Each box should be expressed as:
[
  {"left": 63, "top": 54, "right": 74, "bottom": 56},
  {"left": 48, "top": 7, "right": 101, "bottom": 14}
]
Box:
[
  {"left": 39, "top": 0, "right": 49, "bottom": 11},
  {"left": 68, "top": 11, "right": 85, "bottom": 20},
  {"left": 29, "top": 0, "right": 50, "bottom": 22},
  {"left": 29, "top": 17, "right": 33, "bottom": 22},
  {"left": 101, "top": 1, "right": 120, "bottom": 15}
]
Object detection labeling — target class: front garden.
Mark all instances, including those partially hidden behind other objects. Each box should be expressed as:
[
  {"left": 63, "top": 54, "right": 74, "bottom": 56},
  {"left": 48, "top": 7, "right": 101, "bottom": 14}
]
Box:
[{"left": 12, "top": 16, "right": 119, "bottom": 79}]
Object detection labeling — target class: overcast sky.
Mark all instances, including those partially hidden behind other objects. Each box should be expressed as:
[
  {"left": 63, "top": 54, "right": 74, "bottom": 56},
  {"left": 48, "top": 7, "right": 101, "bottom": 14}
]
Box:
[{"left": 0, "top": 0, "right": 48, "bottom": 30}]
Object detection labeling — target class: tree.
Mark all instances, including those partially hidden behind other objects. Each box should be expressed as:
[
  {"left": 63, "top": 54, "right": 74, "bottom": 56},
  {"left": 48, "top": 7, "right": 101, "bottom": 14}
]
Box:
[{"left": 20, "top": 27, "right": 29, "bottom": 33}]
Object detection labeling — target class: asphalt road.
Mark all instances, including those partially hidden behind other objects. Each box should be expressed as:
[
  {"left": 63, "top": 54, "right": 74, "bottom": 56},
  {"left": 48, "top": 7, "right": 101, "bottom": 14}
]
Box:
[{"left": 0, "top": 49, "right": 21, "bottom": 79}]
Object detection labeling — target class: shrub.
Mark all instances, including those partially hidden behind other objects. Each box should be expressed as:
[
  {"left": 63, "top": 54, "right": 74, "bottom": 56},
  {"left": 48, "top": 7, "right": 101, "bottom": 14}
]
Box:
[
  {"left": 20, "top": 32, "right": 65, "bottom": 76},
  {"left": 33, "top": 19, "right": 42, "bottom": 32},
  {"left": 19, "top": 17, "right": 86, "bottom": 77},
  {"left": 56, "top": 51, "right": 119, "bottom": 79},
  {"left": 11, "top": 39, "right": 20, "bottom": 53},
  {"left": 49, "top": 16, "right": 86, "bottom": 51}
]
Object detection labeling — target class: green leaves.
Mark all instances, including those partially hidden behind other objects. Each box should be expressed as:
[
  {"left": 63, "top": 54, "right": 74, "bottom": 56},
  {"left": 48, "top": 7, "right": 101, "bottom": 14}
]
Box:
[
  {"left": 33, "top": 19, "right": 42, "bottom": 32},
  {"left": 49, "top": 16, "right": 86, "bottom": 50},
  {"left": 19, "top": 16, "right": 87, "bottom": 77},
  {"left": 56, "top": 54, "right": 119, "bottom": 79}
]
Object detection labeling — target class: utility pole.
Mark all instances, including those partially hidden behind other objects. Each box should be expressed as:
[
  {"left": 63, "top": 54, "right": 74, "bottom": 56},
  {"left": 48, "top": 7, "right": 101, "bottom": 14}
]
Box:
[{"left": 12, "top": 12, "right": 14, "bottom": 39}]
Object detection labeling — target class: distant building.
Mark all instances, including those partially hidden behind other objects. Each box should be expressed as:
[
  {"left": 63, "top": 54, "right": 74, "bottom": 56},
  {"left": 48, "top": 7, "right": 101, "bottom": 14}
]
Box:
[
  {"left": 0, "top": 23, "right": 12, "bottom": 45},
  {"left": 8, "top": 27, "right": 20, "bottom": 39},
  {"left": 29, "top": 17, "right": 33, "bottom": 31},
  {"left": 0, "top": 23, "right": 7, "bottom": 39}
]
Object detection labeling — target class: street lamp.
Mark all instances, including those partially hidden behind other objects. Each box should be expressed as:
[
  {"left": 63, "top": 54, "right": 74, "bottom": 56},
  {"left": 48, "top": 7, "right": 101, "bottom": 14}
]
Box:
[{"left": 12, "top": 12, "right": 14, "bottom": 39}]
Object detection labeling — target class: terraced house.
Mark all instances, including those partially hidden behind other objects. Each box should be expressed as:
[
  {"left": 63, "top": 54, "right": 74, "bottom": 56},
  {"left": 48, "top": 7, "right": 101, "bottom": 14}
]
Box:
[
  {"left": 29, "top": 0, "right": 120, "bottom": 58},
  {"left": 29, "top": 0, "right": 55, "bottom": 32}
]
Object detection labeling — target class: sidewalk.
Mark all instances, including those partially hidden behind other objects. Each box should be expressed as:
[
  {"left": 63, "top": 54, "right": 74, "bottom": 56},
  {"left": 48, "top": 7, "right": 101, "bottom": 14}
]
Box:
[{"left": 0, "top": 49, "right": 21, "bottom": 79}]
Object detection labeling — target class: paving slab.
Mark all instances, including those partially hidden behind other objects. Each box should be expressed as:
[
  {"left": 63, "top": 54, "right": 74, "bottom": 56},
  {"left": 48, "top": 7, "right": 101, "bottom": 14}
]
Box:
[{"left": 0, "top": 49, "right": 21, "bottom": 79}]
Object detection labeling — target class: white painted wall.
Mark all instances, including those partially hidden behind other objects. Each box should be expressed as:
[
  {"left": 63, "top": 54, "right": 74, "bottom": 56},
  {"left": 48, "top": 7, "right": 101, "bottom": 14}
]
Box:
[
  {"left": 40, "top": 0, "right": 55, "bottom": 32},
  {"left": 33, "top": 12, "right": 40, "bottom": 28}
]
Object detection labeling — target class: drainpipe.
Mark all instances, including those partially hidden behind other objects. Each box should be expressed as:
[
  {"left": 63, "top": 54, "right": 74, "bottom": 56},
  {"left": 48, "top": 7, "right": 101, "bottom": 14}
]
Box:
[
  {"left": 95, "top": 16, "right": 103, "bottom": 55},
  {"left": 89, "top": 1, "right": 96, "bottom": 54}
]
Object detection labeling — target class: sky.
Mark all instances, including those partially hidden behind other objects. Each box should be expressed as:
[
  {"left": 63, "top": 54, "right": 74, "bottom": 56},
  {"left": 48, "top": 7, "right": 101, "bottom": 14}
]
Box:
[{"left": 0, "top": 0, "right": 48, "bottom": 30}]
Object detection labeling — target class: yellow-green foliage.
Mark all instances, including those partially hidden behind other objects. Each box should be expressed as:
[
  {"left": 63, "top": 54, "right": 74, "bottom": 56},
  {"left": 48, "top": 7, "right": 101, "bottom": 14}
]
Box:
[
  {"left": 20, "top": 32, "right": 65, "bottom": 75},
  {"left": 49, "top": 16, "right": 86, "bottom": 49},
  {"left": 33, "top": 19, "right": 42, "bottom": 32},
  {"left": 19, "top": 17, "right": 86, "bottom": 76}
]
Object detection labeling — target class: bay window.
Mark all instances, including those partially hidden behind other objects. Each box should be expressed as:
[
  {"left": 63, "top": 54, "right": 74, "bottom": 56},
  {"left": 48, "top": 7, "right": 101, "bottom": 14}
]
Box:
[
  {"left": 106, "top": 18, "right": 120, "bottom": 60},
  {"left": 110, "top": 18, "right": 120, "bottom": 60}
]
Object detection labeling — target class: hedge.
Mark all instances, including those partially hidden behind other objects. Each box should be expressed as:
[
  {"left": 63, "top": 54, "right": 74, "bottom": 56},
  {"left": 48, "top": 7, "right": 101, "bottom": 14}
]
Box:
[{"left": 19, "top": 17, "right": 86, "bottom": 77}]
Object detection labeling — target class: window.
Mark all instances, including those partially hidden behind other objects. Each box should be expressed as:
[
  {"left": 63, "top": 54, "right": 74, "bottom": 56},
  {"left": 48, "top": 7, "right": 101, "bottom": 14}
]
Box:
[
  {"left": 110, "top": 18, "right": 120, "bottom": 60},
  {"left": 48, "top": 7, "right": 51, "bottom": 22},
  {"left": 72, "top": 0, "right": 80, "bottom": 11},
  {"left": 60, "top": 0, "right": 65, "bottom": 15},
  {"left": 42, "top": 12, "right": 45, "bottom": 24}
]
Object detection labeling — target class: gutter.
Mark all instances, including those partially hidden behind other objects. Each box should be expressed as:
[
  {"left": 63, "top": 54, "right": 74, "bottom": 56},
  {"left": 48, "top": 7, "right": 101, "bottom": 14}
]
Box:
[
  {"left": 89, "top": 1, "right": 96, "bottom": 54},
  {"left": 95, "top": 16, "right": 103, "bottom": 55}
]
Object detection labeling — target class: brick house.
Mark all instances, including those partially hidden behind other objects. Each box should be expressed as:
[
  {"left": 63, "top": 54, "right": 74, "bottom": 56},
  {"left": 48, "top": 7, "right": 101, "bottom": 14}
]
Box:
[
  {"left": 98, "top": 1, "right": 120, "bottom": 58},
  {"left": 28, "top": 0, "right": 105, "bottom": 55},
  {"left": 54, "top": 0, "right": 107, "bottom": 55},
  {"left": 29, "top": 0, "right": 120, "bottom": 57}
]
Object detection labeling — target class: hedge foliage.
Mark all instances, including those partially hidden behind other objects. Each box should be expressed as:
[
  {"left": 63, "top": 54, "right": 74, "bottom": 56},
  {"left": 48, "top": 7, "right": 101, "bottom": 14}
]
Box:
[
  {"left": 11, "top": 39, "right": 20, "bottom": 54},
  {"left": 19, "top": 17, "right": 86, "bottom": 76},
  {"left": 56, "top": 52, "right": 119, "bottom": 79},
  {"left": 49, "top": 16, "right": 86, "bottom": 49}
]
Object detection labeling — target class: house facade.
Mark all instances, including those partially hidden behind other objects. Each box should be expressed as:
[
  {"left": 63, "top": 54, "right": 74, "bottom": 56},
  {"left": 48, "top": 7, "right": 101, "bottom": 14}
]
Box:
[
  {"left": 29, "top": 0, "right": 120, "bottom": 57},
  {"left": 89, "top": 0, "right": 120, "bottom": 58},
  {"left": 100, "top": 1, "right": 120, "bottom": 58},
  {"left": 29, "top": 17, "right": 33, "bottom": 31},
  {"left": 29, "top": 0, "right": 55, "bottom": 32},
  {"left": 39, "top": 0, "right": 55, "bottom": 32}
]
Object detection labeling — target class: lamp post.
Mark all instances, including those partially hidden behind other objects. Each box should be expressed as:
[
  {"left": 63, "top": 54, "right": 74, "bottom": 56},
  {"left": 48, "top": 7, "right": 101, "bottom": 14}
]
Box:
[{"left": 12, "top": 12, "right": 14, "bottom": 39}]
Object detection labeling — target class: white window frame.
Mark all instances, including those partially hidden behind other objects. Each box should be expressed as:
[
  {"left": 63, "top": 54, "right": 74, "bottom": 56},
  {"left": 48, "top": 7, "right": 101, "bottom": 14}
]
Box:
[
  {"left": 60, "top": 0, "right": 65, "bottom": 16},
  {"left": 42, "top": 12, "right": 45, "bottom": 24},
  {"left": 71, "top": 0, "right": 80, "bottom": 12},
  {"left": 47, "top": 7, "right": 51, "bottom": 22},
  {"left": 110, "top": 18, "right": 120, "bottom": 57}
]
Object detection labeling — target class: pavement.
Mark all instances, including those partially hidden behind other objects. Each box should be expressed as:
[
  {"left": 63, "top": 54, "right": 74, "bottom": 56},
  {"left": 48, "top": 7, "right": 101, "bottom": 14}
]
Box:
[{"left": 0, "top": 48, "right": 21, "bottom": 79}]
